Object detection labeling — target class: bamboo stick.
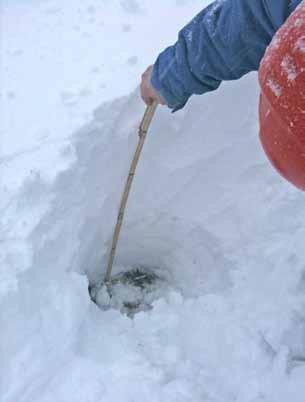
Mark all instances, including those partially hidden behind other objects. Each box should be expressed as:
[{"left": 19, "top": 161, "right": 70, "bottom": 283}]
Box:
[{"left": 104, "top": 101, "right": 158, "bottom": 283}]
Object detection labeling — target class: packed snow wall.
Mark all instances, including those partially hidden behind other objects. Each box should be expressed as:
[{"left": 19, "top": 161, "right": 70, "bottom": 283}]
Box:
[{"left": 2, "top": 74, "right": 305, "bottom": 402}]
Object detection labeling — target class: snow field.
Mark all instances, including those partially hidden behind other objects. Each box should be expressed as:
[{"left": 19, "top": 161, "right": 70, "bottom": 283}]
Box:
[{"left": 1, "top": 1, "right": 305, "bottom": 402}]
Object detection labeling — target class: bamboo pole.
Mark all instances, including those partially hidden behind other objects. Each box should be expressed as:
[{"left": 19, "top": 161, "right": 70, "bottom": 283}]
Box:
[{"left": 104, "top": 101, "right": 158, "bottom": 283}]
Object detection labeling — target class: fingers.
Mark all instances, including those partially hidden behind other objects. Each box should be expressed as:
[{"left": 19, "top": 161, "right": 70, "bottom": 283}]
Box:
[
  {"left": 140, "top": 66, "right": 154, "bottom": 105},
  {"left": 141, "top": 65, "right": 166, "bottom": 106},
  {"left": 140, "top": 78, "right": 154, "bottom": 105}
]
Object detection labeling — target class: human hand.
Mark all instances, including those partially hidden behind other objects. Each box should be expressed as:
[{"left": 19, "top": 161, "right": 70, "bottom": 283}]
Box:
[{"left": 140, "top": 65, "right": 166, "bottom": 106}]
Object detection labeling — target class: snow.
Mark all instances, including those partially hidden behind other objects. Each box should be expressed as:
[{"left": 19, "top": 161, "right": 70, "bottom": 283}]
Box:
[
  {"left": 266, "top": 79, "right": 282, "bottom": 97},
  {"left": 1, "top": 1, "right": 305, "bottom": 402},
  {"left": 295, "top": 36, "right": 305, "bottom": 53},
  {"left": 281, "top": 55, "right": 298, "bottom": 81}
]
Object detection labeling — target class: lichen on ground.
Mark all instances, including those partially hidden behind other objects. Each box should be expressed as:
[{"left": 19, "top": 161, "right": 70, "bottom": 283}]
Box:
[{"left": 91, "top": 267, "right": 167, "bottom": 317}]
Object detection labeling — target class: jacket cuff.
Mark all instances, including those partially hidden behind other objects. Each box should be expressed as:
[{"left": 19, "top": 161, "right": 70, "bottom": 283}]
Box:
[{"left": 150, "top": 58, "right": 188, "bottom": 112}]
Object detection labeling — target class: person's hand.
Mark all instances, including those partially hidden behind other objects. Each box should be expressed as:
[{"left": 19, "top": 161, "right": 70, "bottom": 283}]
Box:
[{"left": 141, "top": 65, "right": 166, "bottom": 106}]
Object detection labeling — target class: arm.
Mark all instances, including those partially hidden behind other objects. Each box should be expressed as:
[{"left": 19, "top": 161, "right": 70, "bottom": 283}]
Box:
[{"left": 149, "top": 0, "right": 301, "bottom": 110}]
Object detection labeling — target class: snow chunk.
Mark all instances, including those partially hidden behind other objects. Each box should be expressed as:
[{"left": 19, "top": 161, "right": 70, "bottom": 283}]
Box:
[
  {"left": 294, "top": 35, "right": 305, "bottom": 53},
  {"left": 281, "top": 55, "right": 298, "bottom": 81},
  {"left": 266, "top": 79, "right": 282, "bottom": 97}
]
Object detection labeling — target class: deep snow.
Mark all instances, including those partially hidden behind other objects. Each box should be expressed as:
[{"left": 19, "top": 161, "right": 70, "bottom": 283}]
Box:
[{"left": 1, "top": 1, "right": 305, "bottom": 402}]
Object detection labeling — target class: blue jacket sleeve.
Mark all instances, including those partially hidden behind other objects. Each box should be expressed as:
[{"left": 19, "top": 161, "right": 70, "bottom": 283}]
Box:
[{"left": 151, "top": 0, "right": 302, "bottom": 110}]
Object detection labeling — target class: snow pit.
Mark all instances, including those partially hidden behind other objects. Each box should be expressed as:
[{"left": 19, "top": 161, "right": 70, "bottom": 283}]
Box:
[
  {"left": 3, "top": 13, "right": 305, "bottom": 396},
  {"left": 4, "top": 1, "right": 305, "bottom": 400}
]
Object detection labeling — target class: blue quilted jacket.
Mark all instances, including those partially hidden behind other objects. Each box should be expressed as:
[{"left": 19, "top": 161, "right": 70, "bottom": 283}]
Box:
[{"left": 151, "top": 0, "right": 302, "bottom": 110}]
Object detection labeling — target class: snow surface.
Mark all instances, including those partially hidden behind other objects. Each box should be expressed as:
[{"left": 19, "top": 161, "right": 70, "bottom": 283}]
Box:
[{"left": 1, "top": 1, "right": 305, "bottom": 401}]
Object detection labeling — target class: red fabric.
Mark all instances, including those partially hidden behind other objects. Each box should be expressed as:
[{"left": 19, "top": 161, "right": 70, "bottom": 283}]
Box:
[{"left": 259, "top": 2, "right": 305, "bottom": 190}]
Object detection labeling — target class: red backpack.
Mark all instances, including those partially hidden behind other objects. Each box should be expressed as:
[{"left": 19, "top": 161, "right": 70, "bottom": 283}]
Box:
[{"left": 259, "top": 3, "right": 305, "bottom": 190}]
